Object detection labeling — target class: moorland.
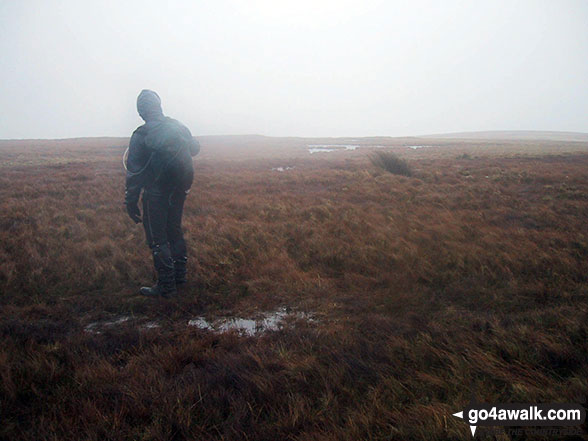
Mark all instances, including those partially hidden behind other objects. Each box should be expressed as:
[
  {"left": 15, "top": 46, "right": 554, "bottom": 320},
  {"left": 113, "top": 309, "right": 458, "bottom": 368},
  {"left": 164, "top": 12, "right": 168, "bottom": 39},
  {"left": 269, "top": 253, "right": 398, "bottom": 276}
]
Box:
[{"left": 1, "top": 133, "right": 587, "bottom": 440}]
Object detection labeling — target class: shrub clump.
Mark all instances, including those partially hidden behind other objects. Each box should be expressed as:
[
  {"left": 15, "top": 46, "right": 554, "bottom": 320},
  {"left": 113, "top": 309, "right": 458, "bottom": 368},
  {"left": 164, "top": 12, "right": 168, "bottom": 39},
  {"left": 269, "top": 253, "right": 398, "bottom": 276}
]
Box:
[{"left": 370, "top": 151, "right": 412, "bottom": 176}]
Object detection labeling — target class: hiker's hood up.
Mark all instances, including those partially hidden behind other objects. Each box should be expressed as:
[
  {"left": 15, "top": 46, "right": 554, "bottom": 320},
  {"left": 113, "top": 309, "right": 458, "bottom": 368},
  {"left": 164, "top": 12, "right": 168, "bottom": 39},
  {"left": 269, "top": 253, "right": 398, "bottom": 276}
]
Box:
[{"left": 137, "top": 89, "right": 164, "bottom": 122}]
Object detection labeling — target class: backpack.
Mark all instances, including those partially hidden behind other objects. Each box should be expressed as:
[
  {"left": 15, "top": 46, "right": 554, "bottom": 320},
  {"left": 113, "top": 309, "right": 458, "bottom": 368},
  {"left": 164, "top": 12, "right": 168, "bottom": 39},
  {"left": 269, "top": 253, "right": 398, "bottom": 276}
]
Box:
[{"left": 143, "top": 117, "right": 193, "bottom": 181}]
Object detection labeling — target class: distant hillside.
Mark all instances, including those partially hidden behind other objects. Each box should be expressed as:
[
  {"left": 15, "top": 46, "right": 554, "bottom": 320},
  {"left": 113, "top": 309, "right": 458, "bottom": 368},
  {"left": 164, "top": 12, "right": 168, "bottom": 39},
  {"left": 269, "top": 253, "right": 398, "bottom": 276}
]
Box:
[
  {"left": 3, "top": 131, "right": 588, "bottom": 146},
  {"left": 422, "top": 131, "right": 588, "bottom": 142}
]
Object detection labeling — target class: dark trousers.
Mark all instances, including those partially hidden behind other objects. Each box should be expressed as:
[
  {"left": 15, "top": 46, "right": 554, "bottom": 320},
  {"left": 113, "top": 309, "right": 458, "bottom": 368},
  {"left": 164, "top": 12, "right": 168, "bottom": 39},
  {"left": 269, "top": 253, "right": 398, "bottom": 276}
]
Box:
[{"left": 142, "top": 186, "right": 189, "bottom": 286}]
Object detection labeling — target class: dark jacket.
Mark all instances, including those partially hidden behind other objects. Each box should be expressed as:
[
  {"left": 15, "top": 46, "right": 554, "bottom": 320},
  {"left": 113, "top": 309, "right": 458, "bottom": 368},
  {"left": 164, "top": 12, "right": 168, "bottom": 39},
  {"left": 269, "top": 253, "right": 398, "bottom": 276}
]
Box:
[{"left": 125, "top": 117, "right": 200, "bottom": 205}]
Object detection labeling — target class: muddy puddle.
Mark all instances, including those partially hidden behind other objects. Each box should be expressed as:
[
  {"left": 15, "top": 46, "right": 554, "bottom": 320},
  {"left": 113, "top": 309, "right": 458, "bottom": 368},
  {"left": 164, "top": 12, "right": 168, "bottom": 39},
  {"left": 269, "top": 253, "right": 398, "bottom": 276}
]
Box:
[
  {"left": 188, "top": 307, "right": 313, "bottom": 336},
  {"left": 84, "top": 316, "right": 132, "bottom": 334},
  {"left": 307, "top": 144, "right": 359, "bottom": 153},
  {"left": 84, "top": 308, "right": 314, "bottom": 336}
]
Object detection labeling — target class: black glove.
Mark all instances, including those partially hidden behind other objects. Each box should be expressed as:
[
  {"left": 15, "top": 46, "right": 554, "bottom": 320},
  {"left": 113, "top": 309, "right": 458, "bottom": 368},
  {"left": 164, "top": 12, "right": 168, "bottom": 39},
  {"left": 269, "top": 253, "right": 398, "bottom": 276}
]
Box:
[{"left": 125, "top": 202, "right": 142, "bottom": 224}]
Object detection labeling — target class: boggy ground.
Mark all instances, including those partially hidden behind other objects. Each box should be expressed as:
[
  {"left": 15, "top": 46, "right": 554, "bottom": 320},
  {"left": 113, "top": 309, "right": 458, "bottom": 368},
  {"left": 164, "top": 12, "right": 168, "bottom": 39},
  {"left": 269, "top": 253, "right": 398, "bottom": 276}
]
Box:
[{"left": 0, "top": 137, "right": 587, "bottom": 440}]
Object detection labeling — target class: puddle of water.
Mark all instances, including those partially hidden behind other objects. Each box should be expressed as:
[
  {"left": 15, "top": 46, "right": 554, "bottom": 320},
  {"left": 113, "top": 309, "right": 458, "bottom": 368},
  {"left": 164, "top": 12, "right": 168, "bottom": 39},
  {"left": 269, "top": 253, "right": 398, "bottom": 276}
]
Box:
[
  {"left": 187, "top": 317, "right": 214, "bottom": 330},
  {"left": 85, "top": 316, "right": 132, "bottom": 334},
  {"left": 406, "top": 145, "right": 435, "bottom": 150},
  {"left": 83, "top": 308, "right": 313, "bottom": 336},
  {"left": 188, "top": 307, "right": 313, "bottom": 336},
  {"left": 271, "top": 166, "right": 295, "bottom": 172},
  {"left": 308, "top": 148, "right": 337, "bottom": 154},
  {"left": 308, "top": 144, "right": 359, "bottom": 149},
  {"left": 307, "top": 144, "right": 359, "bottom": 154}
]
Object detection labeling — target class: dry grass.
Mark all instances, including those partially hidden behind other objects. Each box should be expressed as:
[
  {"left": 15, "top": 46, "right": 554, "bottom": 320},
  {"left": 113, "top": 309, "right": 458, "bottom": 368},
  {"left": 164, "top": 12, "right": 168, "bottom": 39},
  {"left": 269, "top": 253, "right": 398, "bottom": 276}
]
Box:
[{"left": 1, "top": 137, "right": 587, "bottom": 440}]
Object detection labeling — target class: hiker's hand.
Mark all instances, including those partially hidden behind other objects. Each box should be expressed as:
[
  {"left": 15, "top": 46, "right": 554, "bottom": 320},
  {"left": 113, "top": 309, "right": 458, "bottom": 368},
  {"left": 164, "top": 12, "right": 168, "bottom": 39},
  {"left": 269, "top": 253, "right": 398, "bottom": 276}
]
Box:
[{"left": 126, "top": 203, "right": 142, "bottom": 224}]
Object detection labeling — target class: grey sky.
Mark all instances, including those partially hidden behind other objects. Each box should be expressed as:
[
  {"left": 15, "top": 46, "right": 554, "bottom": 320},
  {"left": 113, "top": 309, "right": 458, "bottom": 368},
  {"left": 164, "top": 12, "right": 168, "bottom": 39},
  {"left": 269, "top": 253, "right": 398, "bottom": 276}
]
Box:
[{"left": 1, "top": 0, "right": 587, "bottom": 139}]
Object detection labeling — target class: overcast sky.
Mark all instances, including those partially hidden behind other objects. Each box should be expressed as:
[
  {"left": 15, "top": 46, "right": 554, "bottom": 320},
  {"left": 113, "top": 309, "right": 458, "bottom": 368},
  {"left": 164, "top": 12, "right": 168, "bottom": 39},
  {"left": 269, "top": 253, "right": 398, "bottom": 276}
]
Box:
[{"left": 1, "top": 0, "right": 587, "bottom": 139}]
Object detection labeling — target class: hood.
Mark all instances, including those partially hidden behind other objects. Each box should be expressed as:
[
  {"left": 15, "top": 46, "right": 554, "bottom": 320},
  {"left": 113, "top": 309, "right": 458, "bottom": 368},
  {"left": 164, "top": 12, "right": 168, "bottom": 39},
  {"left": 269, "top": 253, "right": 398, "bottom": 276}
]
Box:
[{"left": 137, "top": 89, "right": 164, "bottom": 121}]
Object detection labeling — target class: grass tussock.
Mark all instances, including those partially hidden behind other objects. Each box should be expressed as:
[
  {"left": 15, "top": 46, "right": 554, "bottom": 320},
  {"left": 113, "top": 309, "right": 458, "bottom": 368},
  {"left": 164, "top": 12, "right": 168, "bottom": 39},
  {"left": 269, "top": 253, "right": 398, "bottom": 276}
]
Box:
[
  {"left": 0, "top": 138, "right": 588, "bottom": 440},
  {"left": 370, "top": 150, "right": 413, "bottom": 176}
]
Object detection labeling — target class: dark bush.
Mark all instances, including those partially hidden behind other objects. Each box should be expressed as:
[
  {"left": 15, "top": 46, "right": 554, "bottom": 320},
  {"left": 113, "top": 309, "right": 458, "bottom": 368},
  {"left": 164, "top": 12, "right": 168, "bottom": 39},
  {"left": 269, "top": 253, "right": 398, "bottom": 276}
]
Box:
[{"left": 369, "top": 151, "right": 412, "bottom": 176}]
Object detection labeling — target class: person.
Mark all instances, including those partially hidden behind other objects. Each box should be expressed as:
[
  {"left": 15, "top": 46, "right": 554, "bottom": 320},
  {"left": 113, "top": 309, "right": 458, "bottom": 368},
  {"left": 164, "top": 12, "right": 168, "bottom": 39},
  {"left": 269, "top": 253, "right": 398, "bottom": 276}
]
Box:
[{"left": 124, "top": 89, "right": 200, "bottom": 297}]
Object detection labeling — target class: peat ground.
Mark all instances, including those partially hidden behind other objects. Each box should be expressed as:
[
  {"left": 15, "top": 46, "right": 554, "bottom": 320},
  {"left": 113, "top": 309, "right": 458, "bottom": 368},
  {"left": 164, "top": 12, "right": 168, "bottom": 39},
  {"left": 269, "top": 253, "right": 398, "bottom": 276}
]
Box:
[{"left": 1, "top": 136, "right": 587, "bottom": 440}]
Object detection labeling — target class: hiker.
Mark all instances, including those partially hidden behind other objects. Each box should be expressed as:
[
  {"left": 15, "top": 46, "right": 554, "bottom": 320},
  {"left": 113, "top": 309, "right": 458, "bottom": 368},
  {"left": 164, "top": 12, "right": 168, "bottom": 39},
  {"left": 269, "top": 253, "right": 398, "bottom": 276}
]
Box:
[{"left": 124, "top": 89, "right": 200, "bottom": 297}]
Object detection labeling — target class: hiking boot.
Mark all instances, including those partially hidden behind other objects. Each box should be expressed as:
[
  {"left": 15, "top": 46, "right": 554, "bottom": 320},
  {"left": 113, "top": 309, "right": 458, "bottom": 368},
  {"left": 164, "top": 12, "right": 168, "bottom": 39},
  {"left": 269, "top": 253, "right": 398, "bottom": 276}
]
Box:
[
  {"left": 170, "top": 238, "right": 188, "bottom": 286},
  {"left": 140, "top": 283, "right": 177, "bottom": 298},
  {"left": 173, "top": 258, "right": 188, "bottom": 285},
  {"left": 142, "top": 243, "right": 177, "bottom": 297}
]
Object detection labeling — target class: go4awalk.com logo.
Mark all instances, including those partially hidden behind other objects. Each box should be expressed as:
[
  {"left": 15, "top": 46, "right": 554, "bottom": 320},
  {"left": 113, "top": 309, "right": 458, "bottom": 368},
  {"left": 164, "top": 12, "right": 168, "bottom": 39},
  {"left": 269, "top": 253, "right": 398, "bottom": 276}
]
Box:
[{"left": 452, "top": 402, "right": 585, "bottom": 437}]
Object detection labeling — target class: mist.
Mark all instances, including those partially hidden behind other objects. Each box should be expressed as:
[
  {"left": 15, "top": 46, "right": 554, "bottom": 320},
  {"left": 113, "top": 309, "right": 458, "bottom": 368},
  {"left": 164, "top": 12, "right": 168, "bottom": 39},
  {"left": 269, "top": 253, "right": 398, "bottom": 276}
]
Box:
[{"left": 1, "top": 0, "right": 587, "bottom": 139}]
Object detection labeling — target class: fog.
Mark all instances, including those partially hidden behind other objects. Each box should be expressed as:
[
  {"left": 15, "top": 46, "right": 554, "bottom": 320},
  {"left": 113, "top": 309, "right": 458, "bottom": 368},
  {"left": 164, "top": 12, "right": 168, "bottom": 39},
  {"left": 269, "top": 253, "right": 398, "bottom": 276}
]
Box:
[{"left": 1, "top": 0, "right": 587, "bottom": 139}]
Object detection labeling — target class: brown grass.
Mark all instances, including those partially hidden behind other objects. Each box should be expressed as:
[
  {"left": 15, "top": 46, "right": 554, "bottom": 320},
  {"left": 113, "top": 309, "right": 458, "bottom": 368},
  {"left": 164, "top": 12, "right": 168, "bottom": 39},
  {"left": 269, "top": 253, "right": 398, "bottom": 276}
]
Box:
[{"left": 0, "top": 137, "right": 587, "bottom": 440}]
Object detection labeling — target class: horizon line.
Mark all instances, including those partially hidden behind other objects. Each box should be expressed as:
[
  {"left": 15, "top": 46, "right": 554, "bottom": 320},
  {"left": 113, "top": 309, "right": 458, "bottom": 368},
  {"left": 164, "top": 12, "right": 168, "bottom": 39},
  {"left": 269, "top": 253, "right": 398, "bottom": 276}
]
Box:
[{"left": 2, "top": 129, "right": 588, "bottom": 142}]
